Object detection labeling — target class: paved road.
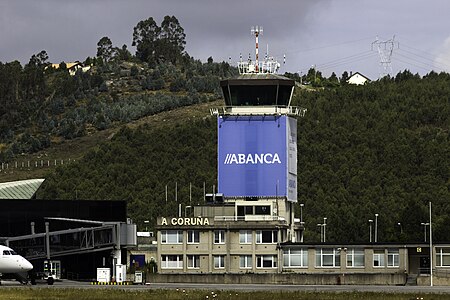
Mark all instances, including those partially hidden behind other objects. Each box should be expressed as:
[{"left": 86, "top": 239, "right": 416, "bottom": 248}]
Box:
[{"left": 2, "top": 280, "right": 450, "bottom": 294}]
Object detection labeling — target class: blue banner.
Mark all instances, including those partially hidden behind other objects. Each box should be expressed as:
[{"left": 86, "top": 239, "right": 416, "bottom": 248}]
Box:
[{"left": 218, "top": 115, "right": 289, "bottom": 198}]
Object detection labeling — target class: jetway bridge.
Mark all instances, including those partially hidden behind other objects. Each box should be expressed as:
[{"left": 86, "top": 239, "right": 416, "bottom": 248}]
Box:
[{"left": 0, "top": 218, "right": 136, "bottom": 261}]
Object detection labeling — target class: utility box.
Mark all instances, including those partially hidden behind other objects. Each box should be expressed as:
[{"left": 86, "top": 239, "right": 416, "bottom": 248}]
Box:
[
  {"left": 97, "top": 268, "right": 111, "bottom": 283},
  {"left": 134, "top": 271, "right": 143, "bottom": 284},
  {"left": 115, "top": 264, "right": 126, "bottom": 283}
]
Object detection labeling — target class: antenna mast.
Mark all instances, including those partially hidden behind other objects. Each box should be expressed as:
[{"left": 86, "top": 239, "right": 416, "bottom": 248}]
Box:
[
  {"left": 238, "top": 26, "right": 280, "bottom": 74},
  {"left": 251, "top": 26, "right": 263, "bottom": 72},
  {"left": 372, "top": 35, "right": 398, "bottom": 78}
]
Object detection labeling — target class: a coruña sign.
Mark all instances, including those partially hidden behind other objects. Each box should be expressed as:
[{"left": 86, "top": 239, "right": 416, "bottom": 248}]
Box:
[{"left": 161, "top": 217, "right": 210, "bottom": 226}]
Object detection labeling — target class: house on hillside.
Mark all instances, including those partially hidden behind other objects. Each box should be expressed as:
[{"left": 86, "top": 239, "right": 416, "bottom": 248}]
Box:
[
  {"left": 347, "top": 72, "right": 371, "bottom": 85},
  {"left": 50, "top": 61, "right": 91, "bottom": 76}
]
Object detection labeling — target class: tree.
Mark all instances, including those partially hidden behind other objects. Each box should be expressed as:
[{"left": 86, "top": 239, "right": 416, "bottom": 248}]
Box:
[
  {"left": 28, "top": 50, "right": 49, "bottom": 67},
  {"left": 115, "top": 44, "right": 132, "bottom": 61},
  {"left": 340, "top": 71, "right": 349, "bottom": 85},
  {"left": 132, "top": 17, "right": 161, "bottom": 65},
  {"left": 23, "top": 50, "right": 48, "bottom": 100},
  {"left": 159, "top": 16, "right": 186, "bottom": 64},
  {"left": 97, "top": 36, "right": 114, "bottom": 63}
]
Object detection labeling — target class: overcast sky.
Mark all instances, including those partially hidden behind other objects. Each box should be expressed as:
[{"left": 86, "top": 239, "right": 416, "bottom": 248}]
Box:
[{"left": 1, "top": 0, "right": 450, "bottom": 79}]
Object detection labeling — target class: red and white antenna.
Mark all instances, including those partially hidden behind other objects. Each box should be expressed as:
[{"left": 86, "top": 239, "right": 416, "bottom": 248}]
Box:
[
  {"left": 251, "top": 26, "right": 263, "bottom": 72},
  {"left": 238, "top": 26, "right": 279, "bottom": 74}
]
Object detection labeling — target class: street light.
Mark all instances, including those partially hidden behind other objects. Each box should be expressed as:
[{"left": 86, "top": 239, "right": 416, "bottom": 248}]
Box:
[
  {"left": 398, "top": 222, "right": 403, "bottom": 234},
  {"left": 429, "top": 201, "right": 433, "bottom": 287},
  {"left": 369, "top": 219, "right": 373, "bottom": 243},
  {"left": 421, "top": 222, "right": 429, "bottom": 242},
  {"left": 323, "top": 217, "right": 327, "bottom": 243},
  {"left": 317, "top": 223, "right": 323, "bottom": 242},
  {"left": 374, "top": 214, "right": 379, "bottom": 243},
  {"left": 144, "top": 220, "right": 149, "bottom": 232},
  {"left": 300, "top": 204, "right": 304, "bottom": 225}
]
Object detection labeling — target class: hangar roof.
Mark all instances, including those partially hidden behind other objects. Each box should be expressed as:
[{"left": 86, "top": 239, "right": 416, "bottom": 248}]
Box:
[{"left": 0, "top": 179, "right": 45, "bottom": 199}]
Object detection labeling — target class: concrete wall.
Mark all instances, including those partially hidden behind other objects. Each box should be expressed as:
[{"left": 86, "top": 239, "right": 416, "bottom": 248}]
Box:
[
  {"left": 148, "top": 273, "right": 406, "bottom": 285},
  {"left": 417, "top": 274, "right": 450, "bottom": 286}
]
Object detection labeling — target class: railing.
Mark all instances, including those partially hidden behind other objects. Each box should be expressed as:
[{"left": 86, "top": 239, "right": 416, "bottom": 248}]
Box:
[
  {"left": 211, "top": 106, "right": 307, "bottom": 117},
  {"left": 214, "top": 216, "right": 286, "bottom": 222}
]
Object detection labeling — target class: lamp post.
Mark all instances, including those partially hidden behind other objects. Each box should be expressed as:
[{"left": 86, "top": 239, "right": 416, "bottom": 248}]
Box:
[
  {"left": 299, "top": 203, "right": 305, "bottom": 243},
  {"left": 369, "top": 219, "right": 373, "bottom": 243},
  {"left": 323, "top": 217, "right": 327, "bottom": 243},
  {"left": 300, "top": 204, "right": 304, "bottom": 224},
  {"left": 144, "top": 220, "right": 149, "bottom": 232},
  {"left": 429, "top": 201, "right": 433, "bottom": 287},
  {"left": 317, "top": 224, "right": 323, "bottom": 242},
  {"left": 398, "top": 222, "right": 402, "bottom": 234},
  {"left": 374, "top": 214, "right": 379, "bottom": 243},
  {"left": 421, "top": 222, "right": 429, "bottom": 242}
]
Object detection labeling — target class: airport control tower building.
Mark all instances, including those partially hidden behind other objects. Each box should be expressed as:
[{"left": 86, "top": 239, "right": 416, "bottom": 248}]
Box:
[
  {"left": 213, "top": 27, "right": 306, "bottom": 243},
  {"left": 156, "top": 28, "right": 307, "bottom": 274}
]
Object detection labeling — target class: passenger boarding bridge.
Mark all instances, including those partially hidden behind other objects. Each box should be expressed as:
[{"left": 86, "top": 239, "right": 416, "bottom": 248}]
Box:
[{"left": 0, "top": 218, "right": 136, "bottom": 279}]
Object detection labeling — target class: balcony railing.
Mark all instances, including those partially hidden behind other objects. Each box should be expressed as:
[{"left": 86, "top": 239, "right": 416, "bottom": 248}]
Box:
[{"left": 214, "top": 215, "right": 286, "bottom": 222}]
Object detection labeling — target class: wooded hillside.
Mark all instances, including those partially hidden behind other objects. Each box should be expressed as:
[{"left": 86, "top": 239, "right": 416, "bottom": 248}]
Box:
[{"left": 39, "top": 71, "right": 449, "bottom": 243}]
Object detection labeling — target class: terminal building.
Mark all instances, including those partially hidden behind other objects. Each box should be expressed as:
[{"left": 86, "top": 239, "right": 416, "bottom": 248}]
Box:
[{"left": 152, "top": 29, "right": 450, "bottom": 286}]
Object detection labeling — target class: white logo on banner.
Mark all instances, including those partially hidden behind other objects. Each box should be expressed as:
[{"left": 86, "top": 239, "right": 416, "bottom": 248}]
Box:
[{"left": 223, "top": 153, "right": 281, "bottom": 165}]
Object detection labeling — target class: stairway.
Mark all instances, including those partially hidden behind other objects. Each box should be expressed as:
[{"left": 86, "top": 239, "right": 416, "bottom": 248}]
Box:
[{"left": 405, "top": 274, "right": 418, "bottom": 286}]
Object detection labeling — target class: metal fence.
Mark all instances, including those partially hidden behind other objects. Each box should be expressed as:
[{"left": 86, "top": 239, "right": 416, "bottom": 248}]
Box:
[{"left": 0, "top": 159, "right": 75, "bottom": 172}]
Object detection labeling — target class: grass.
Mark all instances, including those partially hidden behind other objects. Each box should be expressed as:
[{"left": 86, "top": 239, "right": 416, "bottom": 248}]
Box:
[{"left": 0, "top": 288, "right": 447, "bottom": 300}]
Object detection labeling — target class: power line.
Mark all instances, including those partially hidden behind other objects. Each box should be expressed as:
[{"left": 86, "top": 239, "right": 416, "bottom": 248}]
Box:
[
  {"left": 397, "top": 48, "right": 450, "bottom": 71},
  {"left": 316, "top": 51, "right": 376, "bottom": 70},
  {"left": 273, "top": 37, "right": 373, "bottom": 57},
  {"left": 394, "top": 56, "right": 433, "bottom": 73},
  {"left": 395, "top": 51, "right": 446, "bottom": 73}
]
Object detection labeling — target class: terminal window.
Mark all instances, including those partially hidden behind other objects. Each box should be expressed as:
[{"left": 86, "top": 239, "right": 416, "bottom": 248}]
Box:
[
  {"left": 214, "top": 255, "right": 225, "bottom": 269},
  {"left": 373, "top": 250, "right": 385, "bottom": 267},
  {"left": 187, "top": 230, "right": 200, "bottom": 244},
  {"left": 437, "top": 247, "right": 450, "bottom": 267},
  {"left": 283, "top": 248, "right": 308, "bottom": 268},
  {"left": 161, "top": 230, "right": 183, "bottom": 244},
  {"left": 387, "top": 249, "right": 399, "bottom": 267},
  {"left": 187, "top": 255, "right": 200, "bottom": 269},
  {"left": 161, "top": 255, "right": 183, "bottom": 269},
  {"left": 256, "top": 230, "right": 278, "bottom": 244},
  {"left": 256, "top": 255, "right": 277, "bottom": 268},
  {"left": 346, "top": 248, "right": 365, "bottom": 268},
  {"left": 255, "top": 206, "right": 270, "bottom": 215},
  {"left": 240, "top": 255, "right": 252, "bottom": 269},
  {"left": 237, "top": 206, "right": 271, "bottom": 216},
  {"left": 214, "top": 230, "right": 226, "bottom": 244},
  {"left": 315, "top": 248, "right": 341, "bottom": 268},
  {"left": 239, "top": 230, "right": 253, "bottom": 244}
]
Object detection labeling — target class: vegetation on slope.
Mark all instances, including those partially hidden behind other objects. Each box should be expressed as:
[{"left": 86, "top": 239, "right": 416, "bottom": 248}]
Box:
[
  {"left": 0, "top": 15, "right": 233, "bottom": 162},
  {"left": 39, "top": 71, "right": 449, "bottom": 243}
]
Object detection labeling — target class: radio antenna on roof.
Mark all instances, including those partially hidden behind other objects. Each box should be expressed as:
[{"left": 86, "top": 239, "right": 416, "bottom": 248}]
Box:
[{"left": 238, "top": 27, "right": 281, "bottom": 75}]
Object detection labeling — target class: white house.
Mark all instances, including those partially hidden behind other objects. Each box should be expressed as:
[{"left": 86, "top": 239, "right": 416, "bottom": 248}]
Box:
[{"left": 347, "top": 72, "right": 371, "bottom": 85}]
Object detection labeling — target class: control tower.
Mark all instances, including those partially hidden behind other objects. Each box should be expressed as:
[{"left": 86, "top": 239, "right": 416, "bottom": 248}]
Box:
[
  {"left": 156, "top": 28, "right": 307, "bottom": 275},
  {"left": 210, "top": 27, "right": 307, "bottom": 242}
]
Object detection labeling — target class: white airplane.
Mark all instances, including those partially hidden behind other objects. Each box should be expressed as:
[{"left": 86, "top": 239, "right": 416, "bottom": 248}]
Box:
[{"left": 0, "top": 245, "right": 33, "bottom": 274}]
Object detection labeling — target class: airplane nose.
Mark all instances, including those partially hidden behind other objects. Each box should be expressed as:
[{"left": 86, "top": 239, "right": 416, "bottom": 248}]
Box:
[{"left": 22, "top": 259, "right": 34, "bottom": 271}]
